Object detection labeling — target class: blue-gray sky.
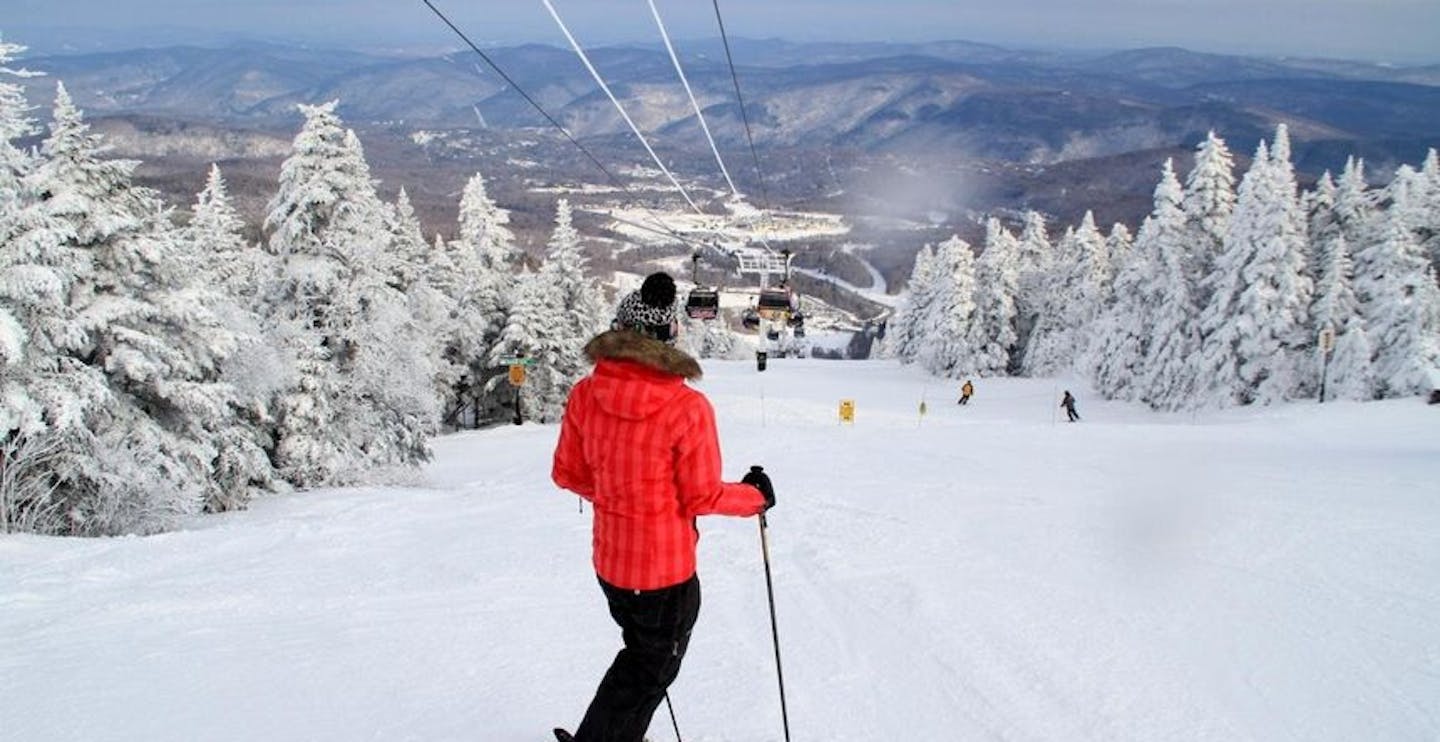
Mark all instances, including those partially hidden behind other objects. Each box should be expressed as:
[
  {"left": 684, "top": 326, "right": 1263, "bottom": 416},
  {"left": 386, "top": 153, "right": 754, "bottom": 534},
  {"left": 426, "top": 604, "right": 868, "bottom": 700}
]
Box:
[{"left": 7, "top": 0, "right": 1440, "bottom": 63}]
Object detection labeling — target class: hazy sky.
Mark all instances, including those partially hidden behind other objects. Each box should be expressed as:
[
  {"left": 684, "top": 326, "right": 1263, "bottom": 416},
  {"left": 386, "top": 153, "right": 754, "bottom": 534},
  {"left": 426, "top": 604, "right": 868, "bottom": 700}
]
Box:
[{"left": 8, "top": 0, "right": 1440, "bottom": 63}]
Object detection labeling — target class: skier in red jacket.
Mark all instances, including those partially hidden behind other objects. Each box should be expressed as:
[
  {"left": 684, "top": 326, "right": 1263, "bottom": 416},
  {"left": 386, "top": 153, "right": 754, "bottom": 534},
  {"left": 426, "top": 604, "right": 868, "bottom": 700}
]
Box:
[{"left": 552, "top": 272, "right": 774, "bottom": 742}]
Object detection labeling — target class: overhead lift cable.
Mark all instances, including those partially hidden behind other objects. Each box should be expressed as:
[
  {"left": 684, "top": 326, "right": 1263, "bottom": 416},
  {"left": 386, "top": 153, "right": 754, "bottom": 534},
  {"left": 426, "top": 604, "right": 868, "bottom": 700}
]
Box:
[
  {"left": 646, "top": 0, "right": 741, "bottom": 200},
  {"left": 711, "top": 0, "right": 773, "bottom": 213},
  {"left": 540, "top": 0, "right": 706, "bottom": 216},
  {"left": 421, "top": 0, "right": 710, "bottom": 251}
]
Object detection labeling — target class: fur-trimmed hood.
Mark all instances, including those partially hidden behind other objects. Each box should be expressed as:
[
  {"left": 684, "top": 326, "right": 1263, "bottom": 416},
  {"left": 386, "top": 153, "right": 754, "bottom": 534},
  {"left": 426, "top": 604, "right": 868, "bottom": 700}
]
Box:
[{"left": 583, "top": 329, "right": 702, "bottom": 380}]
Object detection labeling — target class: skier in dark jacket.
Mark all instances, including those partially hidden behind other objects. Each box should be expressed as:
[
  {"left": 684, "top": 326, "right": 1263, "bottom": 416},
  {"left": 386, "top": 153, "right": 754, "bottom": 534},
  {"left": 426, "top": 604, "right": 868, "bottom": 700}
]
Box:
[
  {"left": 552, "top": 272, "right": 774, "bottom": 742},
  {"left": 1061, "top": 390, "right": 1080, "bottom": 422}
]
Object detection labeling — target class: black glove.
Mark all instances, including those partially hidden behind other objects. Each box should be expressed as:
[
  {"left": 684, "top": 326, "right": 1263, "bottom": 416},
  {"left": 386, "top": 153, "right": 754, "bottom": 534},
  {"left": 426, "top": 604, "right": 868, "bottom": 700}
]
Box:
[{"left": 742, "top": 465, "right": 775, "bottom": 511}]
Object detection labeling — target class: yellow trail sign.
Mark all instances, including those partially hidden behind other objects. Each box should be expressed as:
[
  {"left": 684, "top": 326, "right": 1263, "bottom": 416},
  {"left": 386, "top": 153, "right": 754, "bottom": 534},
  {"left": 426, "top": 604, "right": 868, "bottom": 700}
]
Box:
[{"left": 839, "top": 399, "right": 855, "bottom": 424}]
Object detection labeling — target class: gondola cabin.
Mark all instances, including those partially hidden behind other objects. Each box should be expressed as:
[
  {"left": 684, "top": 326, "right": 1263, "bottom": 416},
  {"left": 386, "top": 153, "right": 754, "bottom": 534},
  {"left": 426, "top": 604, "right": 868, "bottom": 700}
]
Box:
[
  {"left": 685, "top": 288, "right": 719, "bottom": 320},
  {"left": 756, "top": 286, "right": 794, "bottom": 321}
]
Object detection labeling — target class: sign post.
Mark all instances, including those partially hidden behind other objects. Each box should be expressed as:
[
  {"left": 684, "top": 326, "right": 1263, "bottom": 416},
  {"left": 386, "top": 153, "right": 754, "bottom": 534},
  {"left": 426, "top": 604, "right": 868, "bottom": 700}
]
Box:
[
  {"left": 1317, "top": 327, "right": 1335, "bottom": 404},
  {"left": 838, "top": 399, "right": 855, "bottom": 425},
  {"left": 499, "top": 355, "right": 533, "bottom": 424}
]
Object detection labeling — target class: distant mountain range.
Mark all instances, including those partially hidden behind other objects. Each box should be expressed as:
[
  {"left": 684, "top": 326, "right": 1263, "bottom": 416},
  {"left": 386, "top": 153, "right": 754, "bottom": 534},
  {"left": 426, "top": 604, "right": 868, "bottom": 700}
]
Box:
[
  {"left": 11, "top": 37, "right": 1440, "bottom": 297},
  {"left": 18, "top": 38, "right": 1440, "bottom": 173}
]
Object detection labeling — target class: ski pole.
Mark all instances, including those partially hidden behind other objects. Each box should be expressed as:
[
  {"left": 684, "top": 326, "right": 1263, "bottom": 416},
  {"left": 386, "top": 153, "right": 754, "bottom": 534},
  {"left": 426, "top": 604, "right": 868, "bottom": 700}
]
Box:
[
  {"left": 758, "top": 512, "right": 791, "bottom": 742},
  {"left": 664, "top": 691, "right": 682, "bottom": 741}
]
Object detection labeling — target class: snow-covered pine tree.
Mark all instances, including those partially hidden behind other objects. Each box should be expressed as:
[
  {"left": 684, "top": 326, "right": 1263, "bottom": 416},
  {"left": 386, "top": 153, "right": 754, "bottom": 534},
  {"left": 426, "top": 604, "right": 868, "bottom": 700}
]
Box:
[
  {"left": 1088, "top": 163, "right": 1169, "bottom": 402},
  {"left": 1139, "top": 160, "right": 1204, "bottom": 410},
  {"left": 1420, "top": 149, "right": 1440, "bottom": 270},
  {"left": 331, "top": 132, "right": 437, "bottom": 469},
  {"left": 1365, "top": 186, "right": 1440, "bottom": 398},
  {"left": 0, "top": 45, "right": 108, "bottom": 533},
  {"left": 546, "top": 199, "right": 608, "bottom": 364},
  {"left": 1105, "top": 222, "right": 1134, "bottom": 278},
  {"left": 488, "top": 269, "right": 562, "bottom": 423},
  {"left": 30, "top": 84, "right": 256, "bottom": 532},
  {"left": 1335, "top": 157, "right": 1380, "bottom": 301},
  {"left": 1311, "top": 233, "right": 1373, "bottom": 400},
  {"left": 187, "top": 165, "right": 259, "bottom": 301},
  {"left": 385, "top": 187, "right": 454, "bottom": 423},
  {"left": 177, "top": 164, "right": 279, "bottom": 510},
  {"left": 972, "top": 218, "right": 1020, "bottom": 376},
  {"left": 1302, "top": 172, "right": 1340, "bottom": 287},
  {"left": 1248, "top": 126, "right": 1314, "bottom": 400},
  {"left": 1086, "top": 215, "right": 1154, "bottom": 401},
  {"left": 261, "top": 102, "right": 433, "bottom": 486},
  {"left": 1022, "top": 212, "right": 1106, "bottom": 376},
  {"left": 682, "top": 310, "right": 741, "bottom": 359},
  {"left": 917, "top": 234, "right": 980, "bottom": 378},
  {"left": 443, "top": 171, "right": 519, "bottom": 427},
  {"left": 880, "top": 244, "right": 937, "bottom": 363},
  {"left": 1013, "top": 210, "right": 1052, "bottom": 356},
  {"left": 1182, "top": 130, "right": 1235, "bottom": 309},
  {"left": 1196, "top": 142, "right": 1266, "bottom": 408},
  {"left": 1198, "top": 129, "right": 1313, "bottom": 407},
  {"left": 461, "top": 171, "right": 519, "bottom": 275},
  {"left": 487, "top": 200, "right": 606, "bottom": 423}
]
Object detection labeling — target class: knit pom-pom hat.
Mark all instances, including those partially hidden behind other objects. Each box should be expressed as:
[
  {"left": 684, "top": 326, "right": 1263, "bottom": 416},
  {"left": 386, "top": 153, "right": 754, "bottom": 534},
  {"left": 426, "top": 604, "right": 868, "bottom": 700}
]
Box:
[{"left": 614, "top": 272, "right": 679, "bottom": 342}]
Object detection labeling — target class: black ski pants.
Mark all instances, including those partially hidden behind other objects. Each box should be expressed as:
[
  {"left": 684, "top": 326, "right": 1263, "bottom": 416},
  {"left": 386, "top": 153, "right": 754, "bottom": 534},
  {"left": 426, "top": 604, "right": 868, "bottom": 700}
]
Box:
[{"left": 575, "top": 574, "right": 701, "bottom": 742}]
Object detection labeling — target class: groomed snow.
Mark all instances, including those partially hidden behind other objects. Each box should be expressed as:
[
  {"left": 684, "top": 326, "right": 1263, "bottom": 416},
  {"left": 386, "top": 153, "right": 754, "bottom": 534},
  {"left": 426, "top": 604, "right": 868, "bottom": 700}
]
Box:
[{"left": 3, "top": 360, "right": 1439, "bottom": 741}]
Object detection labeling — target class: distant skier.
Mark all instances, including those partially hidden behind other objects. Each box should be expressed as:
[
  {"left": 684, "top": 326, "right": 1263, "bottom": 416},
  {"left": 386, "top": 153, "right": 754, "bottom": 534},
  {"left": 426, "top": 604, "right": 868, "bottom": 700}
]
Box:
[
  {"left": 958, "top": 380, "right": 974, "bottom": 405},
  {"left": 552, "top": 272, "right": 774, "bottom": 742},
  {"left": 1061, "top": 390, "right": 1081, "bottom": 422}
]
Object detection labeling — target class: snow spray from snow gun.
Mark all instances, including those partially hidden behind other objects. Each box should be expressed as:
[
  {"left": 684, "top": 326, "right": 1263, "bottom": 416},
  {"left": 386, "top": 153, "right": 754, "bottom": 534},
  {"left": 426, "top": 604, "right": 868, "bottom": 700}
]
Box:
[{"left": 752, "top": 465, "right": 792, "bottom": 742}]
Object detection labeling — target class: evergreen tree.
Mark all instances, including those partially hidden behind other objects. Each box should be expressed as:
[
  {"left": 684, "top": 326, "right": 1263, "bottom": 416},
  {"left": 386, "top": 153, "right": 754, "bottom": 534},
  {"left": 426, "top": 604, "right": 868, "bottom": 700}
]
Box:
[
  {"left": 1105, "top": 222, "right": 1134, "bottom": 279},
  {"left": 1182, "top": 130, "right": 1235, "bottom": 308},
  {"left": 1087, "top": 216, "right": 1154, "bottom": 401},
  {"left": 972, "top": 218, "right": 1020, "bottom": 376},
  {"left": 385, "top": 187, "right": 454, "bottom": 423},
  {"left": 1302, "top": 172, "right": 1339, "bottom": 282},
  {"left": 0, "top": 49, "right": 109, "bottom": 532},
  {"left": 178, "top": 164, "right": 279, "bottom": 510},
  {"left": 488, "top": 269, "right": 566, "bottom": 423},
  {"left": 1198, "top": 130, "right": 1313, "bottom": 407},
  {"left": 881, "top": 244, "right": 937, "bottom": 363},
  {"left": 443, "top": 170, "right": 519, "bottom": 427},
  {"left": 1420, "top": 149, "right": 1440, "bottom": 270},
  {"left": 546, "top": 199, "right": 609, "bottom": 371},
  {"left": 460, "top": 171, "right": 518, "bottom": 274},
  {"left": 918, "top": 235, "right": 979, "bottom": 378},
  {"left": 1365, "top": 201, "right": 1440, "bottom": 397},
  {"left": 187, "top": 164, "right": 260, "bottom": 301},
  {"left": 682, "top": 310, "right": 741, "bottom": 359},
  {"left": 1013, "top": 210, "right": 1052, "bottom": 357},
  {"left": 1022, "top": 212, "right": 1106, "bottom": 376},
  {"left": 1140, "top": 160, "right": 1203, "bottom": 410},
  {"left": 28, "top": 85, "right": 249, "bottom": 532},
  {"left": 1311, "top": 234, "right": 1373, "bottom": 400},
  {"left": 487, "top": 200, "right": 606, "bottom": 423},
  {"left": 261, "top": 102, "right": 432, "bottom": 486},
  {"left": 1335, "top": 157, "right": 1380, "bottom": 304}
]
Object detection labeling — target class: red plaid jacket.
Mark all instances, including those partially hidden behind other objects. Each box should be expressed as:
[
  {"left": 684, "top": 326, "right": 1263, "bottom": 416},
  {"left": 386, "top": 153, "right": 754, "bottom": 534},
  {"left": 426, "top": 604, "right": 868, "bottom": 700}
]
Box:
[{"left": 552, "top": 331, "right": 765, "bottom": 590}]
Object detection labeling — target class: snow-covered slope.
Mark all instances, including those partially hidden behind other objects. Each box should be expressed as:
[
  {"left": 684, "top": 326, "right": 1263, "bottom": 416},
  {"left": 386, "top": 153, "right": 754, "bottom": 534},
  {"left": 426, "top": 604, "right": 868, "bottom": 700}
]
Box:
[{"left": 3, "top": 360, "right": 1438, "bottom": 741}]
